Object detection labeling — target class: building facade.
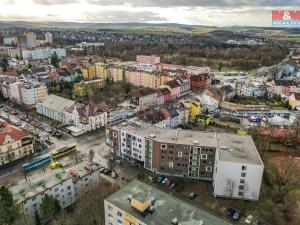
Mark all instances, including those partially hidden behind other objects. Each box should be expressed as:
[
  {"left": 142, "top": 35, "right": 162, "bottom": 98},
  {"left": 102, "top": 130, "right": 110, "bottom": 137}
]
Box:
[
  {"left": 0, "top": 121, "right": 33, "bottom": 166},
  {"left": 22, "top": 48, "right": 66, "bottom": 60},
  {"left": 11, "top": 162, "right": 100, "bottom": 221},
  {"left": 106, "top": 123, "right": 264, "bottom": 200}
]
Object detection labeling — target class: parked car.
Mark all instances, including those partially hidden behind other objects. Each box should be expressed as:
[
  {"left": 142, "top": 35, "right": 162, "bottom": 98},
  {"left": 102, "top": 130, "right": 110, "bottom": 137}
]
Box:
[
  {"left": 227, "top": 208, "right": 241, "bottom": 220},
  {"left": 245, "top": 215, "right": 254, "bottom": 224},
  {"left": 99, "top": 167, "right": 106, "bottom": 173},
  {"left": 162, "top": 178, "right": 168, "bottom": 184},
  {"left": 156, "top": 176, "right": 165, "bottom": 183},
  {"left": 165, "top": 180, "right": 171, "bottom": 186},
  {"left": 10, "top": 111, "right": 18, "bottom": 115},
  {"left": 170, "top": 182, "right": 177, "bottom": 188},
  {"left": 188, "top": 192, "right": 198, "bottom": 200},
  {"left": 111, "top": 171, "right": 118, "bottom": 178}
]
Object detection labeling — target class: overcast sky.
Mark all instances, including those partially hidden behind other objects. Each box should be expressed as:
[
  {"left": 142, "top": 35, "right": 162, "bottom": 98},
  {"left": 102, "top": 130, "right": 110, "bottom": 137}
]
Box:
[{"left": 0, "top": 0, "right": 298, "bottom": 26}]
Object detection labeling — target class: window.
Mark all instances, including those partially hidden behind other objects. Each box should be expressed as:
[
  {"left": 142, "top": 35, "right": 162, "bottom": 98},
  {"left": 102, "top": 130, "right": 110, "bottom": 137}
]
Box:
[
  {"left": 161, "top": 144, "right": 167, "bottom": 149},
  {"left": 242, "top": 165, "right": 247, "bottom": 171},
  {"left": 238, "top": 191, "right": 243, "bottom": 197},
  {"left": 113, "top": 132, "right": 117, "bottom": 138},
  {"left": 240, "top": 179, "right": 245, "bottom": 184},
  {"left": 178, "top": 151, "right": 183, "bottom": 157},
  {"left": 206, "top": 166, "right": 212, "bottom": 172},
  {"left": 201, "top": 154, "right": 207, "bottom": 160},
  {"left": 108, "top": 214, "right": 113, "bottom": 220},
  {"left": 239, "top": 185, "right": 244, "bottom": 190},
  {"left": 241, "top": 172, "right": 246, "bottom": 177},
  {"left": 117, "top": 211, "right": 122, "bottom": 217},
  {"left": 169, "top": 162, "right": 173, "bottom": 168}
]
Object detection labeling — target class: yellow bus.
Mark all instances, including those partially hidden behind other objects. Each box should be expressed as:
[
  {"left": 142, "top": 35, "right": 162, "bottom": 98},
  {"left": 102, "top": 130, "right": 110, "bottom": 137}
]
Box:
[{"left": 51, "top": 145, "right": 76, "bottom": 160}]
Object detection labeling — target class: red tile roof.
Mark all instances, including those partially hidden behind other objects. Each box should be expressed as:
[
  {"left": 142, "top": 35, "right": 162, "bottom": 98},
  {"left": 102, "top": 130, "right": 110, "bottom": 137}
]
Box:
[{"left": 0, "top": 121, "right": 30, "bottom": 145}]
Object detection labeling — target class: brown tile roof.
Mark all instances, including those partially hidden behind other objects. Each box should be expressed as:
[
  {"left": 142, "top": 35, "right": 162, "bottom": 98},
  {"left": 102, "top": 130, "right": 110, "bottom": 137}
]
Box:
[
  {"left": 0, "top": 121, "right": 29, "bottom": 145},
  {"left": 66, "top": 103, "right": 109, "bottom": 117}
]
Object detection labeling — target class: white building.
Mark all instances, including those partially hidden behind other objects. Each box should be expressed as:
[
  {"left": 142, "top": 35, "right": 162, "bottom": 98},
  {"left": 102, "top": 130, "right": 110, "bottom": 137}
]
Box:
[
  {"left": 65, "top": 102, "right": 109, "bottom": 136},
  {"left": 196, "top": 94, "right": 219, "bottom": 112},
  {"left": 45, "top": 32, "right": 53, "bottom": 43},
  {"left": 213, "top": 134, "right": 264, "bottom": 200},
  {"left": 104, "top": 180, "right": 231, "bottom": 225},
  {"left": 36, "top": 94, "right": 75, "bottom": 123},
  {"left": 3, "top": 37, "right": 18, "bottom": 46},
  {"left": 7, "top": 81, "right": 48, "bottom": 109},
  {"left": 11, "top": 162, "right": 100, "bottom": 222},
  {"left": 22, "top": 48, "right": 66, "bottom": 60}
]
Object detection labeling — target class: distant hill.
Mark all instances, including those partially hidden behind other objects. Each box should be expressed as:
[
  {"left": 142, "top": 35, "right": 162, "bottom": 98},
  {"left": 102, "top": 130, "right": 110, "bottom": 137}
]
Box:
[{"left": 0, "top": 21, "right": 215, "bottom": 30}]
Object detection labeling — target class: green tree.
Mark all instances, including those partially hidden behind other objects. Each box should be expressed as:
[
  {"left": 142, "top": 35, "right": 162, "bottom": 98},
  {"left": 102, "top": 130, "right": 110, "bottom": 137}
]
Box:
[
  {"left": 40, "top": 195, "right": 61, "bottom": 223},
  {"left": 35, "top": 210, "right": 42, "bottom": 225},
  {"left": 218, "top": 61, "right": 223, "bottom": 71},
  {"left": 0, "top": 58, "right": 9, "bottom": 72},
  {"left": 50, "top": 52, "right": 60, "bottom": 68},
  {"left": 0, "top": 185, "right": 20, "bottom": 225}
]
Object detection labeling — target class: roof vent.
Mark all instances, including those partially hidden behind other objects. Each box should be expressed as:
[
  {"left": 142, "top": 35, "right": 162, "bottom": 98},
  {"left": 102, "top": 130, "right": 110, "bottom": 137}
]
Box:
[
  {"left": 193, "top": 140, "right": 199, "bottom": 145},
  {"left": 149, "top": 133, "right": 156, "bottom": 138},
  {"left": 220, "top": 146, "right": 228, "bottom": 150}
]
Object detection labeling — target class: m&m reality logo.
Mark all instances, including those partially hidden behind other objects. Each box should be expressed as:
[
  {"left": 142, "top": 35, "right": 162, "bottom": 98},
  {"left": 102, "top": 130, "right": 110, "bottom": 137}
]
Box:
[{"left": 272, "top": 10, "right": 300, "bottom": 26}]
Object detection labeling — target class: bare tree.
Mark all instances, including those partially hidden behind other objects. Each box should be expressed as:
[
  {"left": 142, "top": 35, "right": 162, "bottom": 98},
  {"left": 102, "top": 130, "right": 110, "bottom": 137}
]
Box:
[
  {"left": 225, "top": 178, "right": 236, "bottom": 198},
  {"left": 268, "top": 157, "right": 299, "bottom": 204},
  {"left": 88, "top": 149, "right": 95, "bottom": 163}
]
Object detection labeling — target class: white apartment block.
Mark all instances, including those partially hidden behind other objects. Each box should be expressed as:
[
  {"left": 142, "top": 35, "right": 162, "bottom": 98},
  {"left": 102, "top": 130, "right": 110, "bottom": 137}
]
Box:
[
  {"left": 213, "top": 134, "right": 264, "bottom": 201},
  {"left": 3, "top": 37, "right": 18, "bottom": 46},
  {"left": 22, "top": 48, "right": 66, "bottom": 60},
  {"left": 136, "top": 55, "right": 160, "bottom": 65},
  {"left": 11, "top": 162, "right": 100, "bottom": 222},
  {"left": 7, "top": 81, "right": 48, "bottom": 108},
  {"left": 45, "top": 32, "right": 53, "bottom": 43}
]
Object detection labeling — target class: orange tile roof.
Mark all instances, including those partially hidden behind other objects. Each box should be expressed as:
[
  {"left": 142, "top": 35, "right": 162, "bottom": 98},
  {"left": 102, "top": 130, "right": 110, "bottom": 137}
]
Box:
[{"left": 0, "top": 121, "right": 30, "bottom": 145}]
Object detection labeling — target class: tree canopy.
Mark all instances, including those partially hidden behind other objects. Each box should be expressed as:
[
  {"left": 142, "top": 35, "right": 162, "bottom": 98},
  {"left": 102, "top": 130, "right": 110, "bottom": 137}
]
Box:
[
  {"left": 0, "top": 185, "right": 20, "bottom": 225},
  {"left": 40, "top": 194, "right": 61, "bottom": 223}
]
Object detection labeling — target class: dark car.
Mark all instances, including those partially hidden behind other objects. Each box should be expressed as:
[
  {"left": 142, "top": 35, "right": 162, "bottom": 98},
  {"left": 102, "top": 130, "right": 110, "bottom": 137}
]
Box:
[
  {"left": 227, "top": 208, "right": 241, "bottom": 220},
  {"left": 188, "top": 192, "right": 198, "bottom": 200},
  {"left": 170, "top": 182, "right": 177, "bottom": 188}
]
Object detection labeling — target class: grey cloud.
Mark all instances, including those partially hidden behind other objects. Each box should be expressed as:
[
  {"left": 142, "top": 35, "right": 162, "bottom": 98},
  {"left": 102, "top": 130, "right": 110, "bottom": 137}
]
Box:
[
  {"left": 88, "top": 0, "right": 296, "bottom": 7},
  {"left": 32, "top": 0, "right": 300, "bottom": 7},
  {"left": 82, "top": 10, "right": 167, "bottom": 22}
]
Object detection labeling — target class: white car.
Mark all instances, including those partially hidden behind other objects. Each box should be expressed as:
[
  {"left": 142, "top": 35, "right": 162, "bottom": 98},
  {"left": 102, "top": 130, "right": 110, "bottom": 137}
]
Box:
[
  {"left": 162, "top": 178, "right": 168, "bottom": 184},
  {"left": 245, "top": 215, "right": 254, "bottom": 224}
]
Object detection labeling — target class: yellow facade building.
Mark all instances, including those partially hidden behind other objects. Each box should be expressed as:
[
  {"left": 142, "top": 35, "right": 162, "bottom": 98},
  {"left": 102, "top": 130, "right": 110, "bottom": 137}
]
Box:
[
  {"left": 0, "top": 121, "right": 33, "bottom": 166},
  {"left": 73, "top": 79, "right": 105, "bottom": 97}
]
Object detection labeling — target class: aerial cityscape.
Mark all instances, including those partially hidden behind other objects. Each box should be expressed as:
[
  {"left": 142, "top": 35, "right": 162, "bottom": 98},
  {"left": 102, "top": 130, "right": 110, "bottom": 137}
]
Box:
[{"left": 0, "top": 1, "right": 299, "bottom": 225}]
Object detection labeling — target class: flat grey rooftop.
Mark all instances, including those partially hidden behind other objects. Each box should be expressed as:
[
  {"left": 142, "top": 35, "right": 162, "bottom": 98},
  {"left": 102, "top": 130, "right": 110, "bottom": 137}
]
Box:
[
  {"left": 216, "top": 133, "right": 263, "bottom": 165},
  {"left": 112, "top": 122, "right": 262, "bottom": 165},
  {"left": 106, "top": 179, "right": 232, "bottom": 225}
]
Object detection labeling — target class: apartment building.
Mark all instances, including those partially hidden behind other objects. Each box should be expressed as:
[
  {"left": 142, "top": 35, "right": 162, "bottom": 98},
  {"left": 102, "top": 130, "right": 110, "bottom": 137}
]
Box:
[
  {"left": 45, "top": 32, "right": 53, "bottom": 43},
  {"left": 106, "top": 123, "right": 264, "bottom": 200},
  {"left": 213, "top": 134, "right": 264, "bottom": 200},
  {"left": 136, "top": 55, "right": 160, "bottom": 65},
  {"left": 0, "top": 121, "right": 33, "bottom": 166},
  {"left": 22, "top": 48, "right": 66, "bottom": 60},
  {"left": 104, "top": 180, "right": 232, "bottom": 225},
  {"left": 73, "top": 79, "right": 105, "bottom": 97},
  {"left": 130, "top": 88, "right": 157, "bottom": 111},
  {"left": 11, "top": 162, "right": 100, "bottom": 221},
  {"left": 7, "top": 81, "right": 48, "bottom": 109},
  {"left": 26, "top": 32, "right": 37, "bottom": 48},
  {"left": 3, "top": 36, "right": 18, "bottom": 46}
]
